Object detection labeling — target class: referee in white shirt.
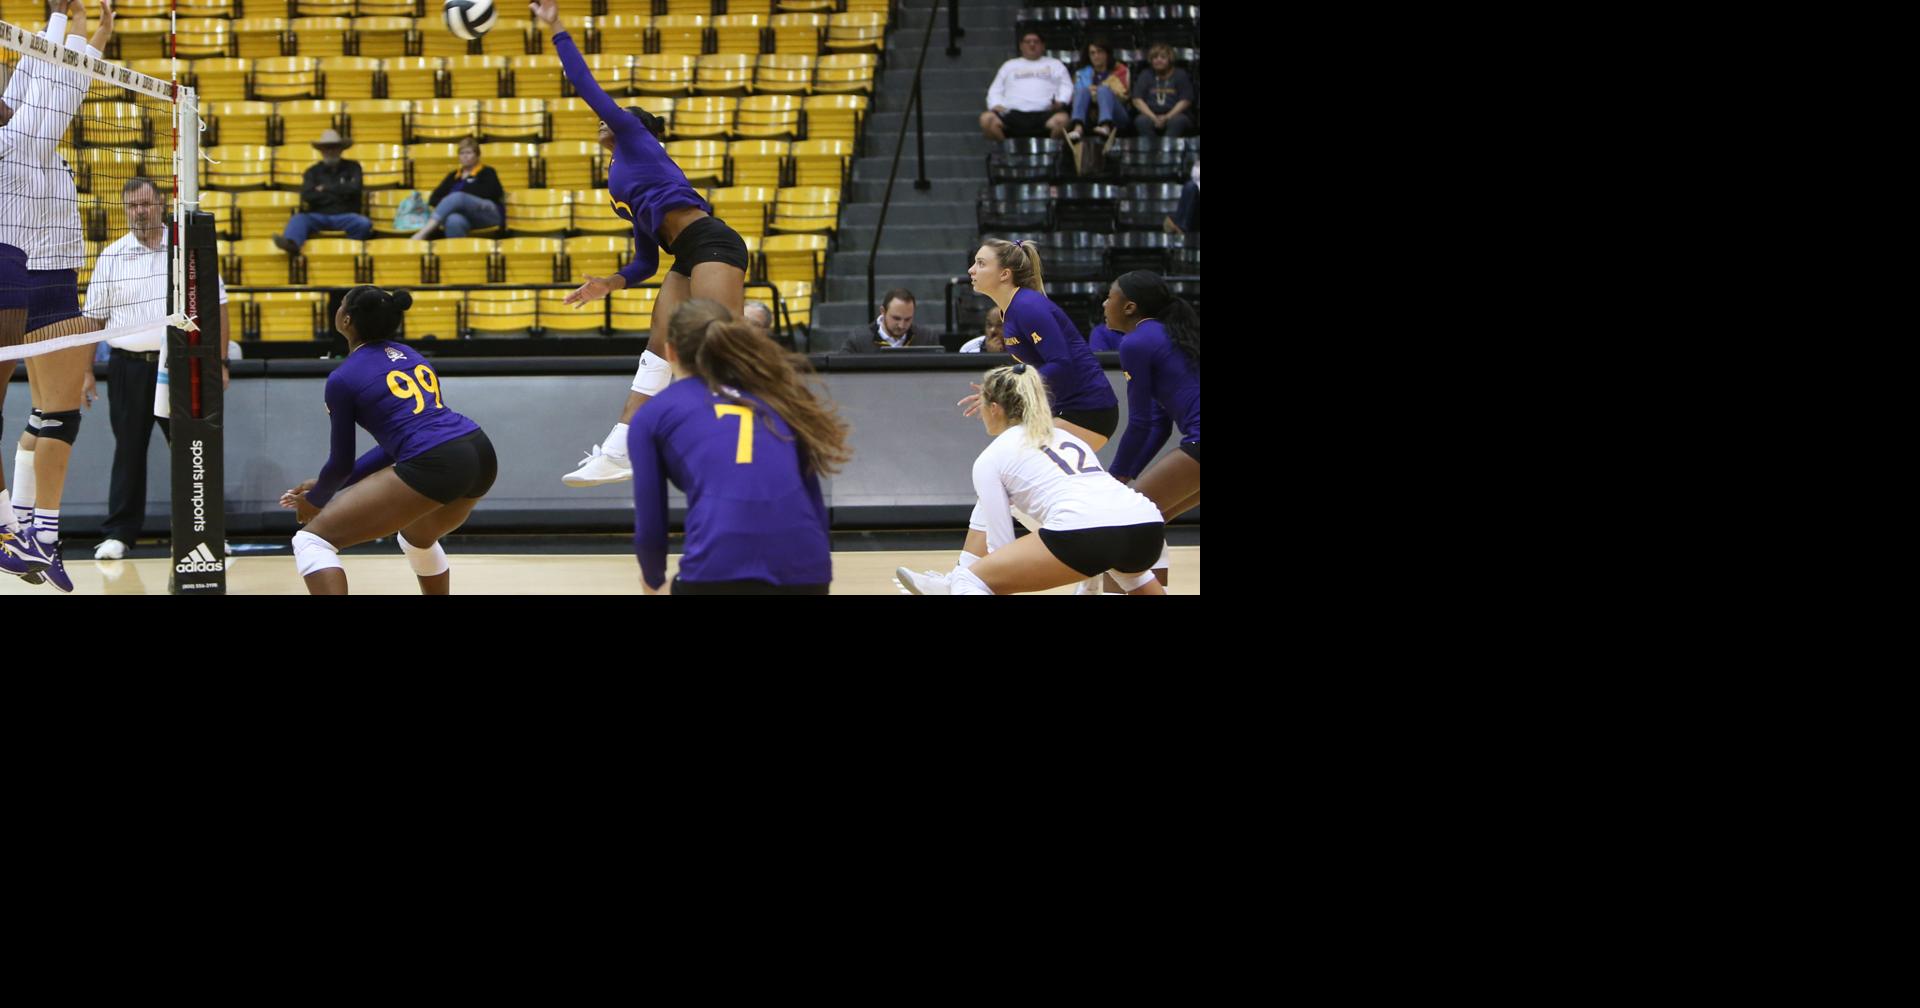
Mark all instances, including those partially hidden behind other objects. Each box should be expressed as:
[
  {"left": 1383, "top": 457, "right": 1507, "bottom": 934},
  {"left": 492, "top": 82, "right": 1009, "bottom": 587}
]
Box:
[{"left": 83, "top": 176, "right": 229, "bottom": 561}]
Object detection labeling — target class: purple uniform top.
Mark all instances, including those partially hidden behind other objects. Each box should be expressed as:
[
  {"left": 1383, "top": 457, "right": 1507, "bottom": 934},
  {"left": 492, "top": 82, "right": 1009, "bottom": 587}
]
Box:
[
  {"left": 306, "top": 341, "right": 480, "bottom": 507},
  {"left": 552, "top": 29, "right": 712, "bottom": 287},
  {"left": 1089, "top": 322, "right": 1124, "bottom": 352},
  {"left": 628, "top": 377, "right": 832, "bottom": 591},
  {"left": 1000, "top": 287, "right": 1118, "bottom": 414},
  {"left": 1110, "top": 320, "right": 1201, "bottom": 480}
]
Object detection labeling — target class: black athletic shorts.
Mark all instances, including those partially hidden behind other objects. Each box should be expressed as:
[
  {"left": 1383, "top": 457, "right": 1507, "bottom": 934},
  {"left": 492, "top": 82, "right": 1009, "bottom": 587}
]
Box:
[
  {"left": 1056, "top": 406, "right": 1119, "bottom": 439},
  {"left": 394, "top": 429, "right": 498, "bottom": 504},
  {"left": 1180, "top": 441, "right": 1200, "bottom": 463},
  {"left": 1038, "top": 522, "right": 1165, "bottom": 578},
  {"left": 996, "top": 109, "right": 1054, "bottom": 138},
  {"left": 671, "top": 577, "right": 830, "bottom": 595},
  {"left": 667, "top": 213, "right": 751, "bottom": 277}
]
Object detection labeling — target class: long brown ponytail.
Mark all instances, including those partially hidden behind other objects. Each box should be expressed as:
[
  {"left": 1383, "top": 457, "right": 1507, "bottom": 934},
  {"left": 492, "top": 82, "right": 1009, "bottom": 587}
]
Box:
[{"left": 664, "top": 299, "right": 853, "bottom": 477}]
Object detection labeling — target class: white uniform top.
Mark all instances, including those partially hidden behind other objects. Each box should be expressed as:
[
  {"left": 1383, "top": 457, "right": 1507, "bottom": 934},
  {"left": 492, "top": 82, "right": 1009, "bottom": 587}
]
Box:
[
  {"left": 970, "top": 425, "right": 1164, "bottom": 553},
  {"left": 0, "top": 16, "right": 92, "bottom": 270},
  {"left": 985, "top": 56, "right": 1072, "bottom": 113},
  {"left": 85, "top": 230, "right": 229, "bottom": 351}
]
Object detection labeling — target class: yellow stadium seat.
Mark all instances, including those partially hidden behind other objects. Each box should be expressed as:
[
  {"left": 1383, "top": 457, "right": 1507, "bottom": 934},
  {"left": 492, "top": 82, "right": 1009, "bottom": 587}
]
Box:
[
  {"left": 568, "top": 189, "right": 630, "bottom": 235},
  {"left": 496, "top": 237, "right": 562, "bottom": 284},
  {"left": 479, "top": 17, "right": 535, "bottom": 57},
  {"left": 540, "top": 142, "right": 604, "bottom": 190},
  {"left": 734, "top": 94, "right": 801, "bottom": 140},
  {"left": 366, "top": 190, "right": 417, "bottom": 236},
  {"left": 712, "top": 14, "right": 769, "bottom": 56},
  {"left": 76, "top": 103, "right": 153, "bottom": 149},
  {"left": 727, "top": 139, "right": 787, "bottom": 188},
  {"left": 632, "top": 54, "right": 696, "bottom": 98},
  {"left": 352, "top": 17, "right": 415, "bottom": 60},
  {"left": 191, "top": 58, "right": 253, "bottom": 102},
  {"left": 504, "top": 189, "right": 571, "bottom": 235},
  {"left": 754, "top": 53, "right": 812, "bottom": 95},
  {"left": 788, "top": 138, "right": 851, "bottom": 191},
  {"left": 253, "top": 58, "right": 322, "bottom": 100},
  {"left": 774, "top": 279, "right": 813, "bottom": 330},
  {"left": 769, "top": 12, "right": 826, "bottom": 55},
  {"left": 481, "top": 141, "right": 540, "bottom": 190},
  {"left": 569, "top": 55, "right": 634, "bottom": 98},
  {"left": 769, "top": 185, "right": 838, "bottom": 235},
  {"left": 419, "top": 16, "right": 477, "bottom": 57},
  {"left": 671, "top": 96, "right": 734, "bottom": 139},
  {"left": 466, "top": 289, "right": 537, "bottom": 335},
  {"left": 802, "top": 93, "right": 865, "bottom": 144},
  {"left": 113, "top": 18, "right": 170, "bottom": 61},
  {"left": 291, "top": 0, "right": 355, "bottom": 16},
  {"left": 382, "top": 56, "right": 444, "bottom": 100},
  {"left": 341, "top": 99, "right": 412, "bottom": 145},
  {"left": 403, "top": 290, "right": 465, "bottom": 342},
  {"left": 842, "top": 0, "right": 893, "bottom": 12},
  {"left": 430, "top": 237, "right": 497, "bottom": 284},
  {"left": 694, "top": 53, "right": 753, "bottom": 95},
  {"left": 276, "top": 100, "right": 344, "bottom": 148},
  {"left": 812, "top": 52, "right": 876, "bottom": 94},
  {"left": 365, "top": 238, "right": 430, "bottom": 286},
  {"left": 824, "top": 12, "right": 886, "bottom": 55},
  {"left": 709, "top": 186, "right": 774, "bottom": 239},
  {"left": 599, "top": 0, "right": 654, "bottom": 16},
  {"left": 233, "top": 191, "right": 303, "bottom": 240},
  {"left": 760, "top": 233, "right": 826, "bottom": 287},
  {"left": 357, "top": 143, "right": 411, "bottom": 189},
  {"left": 659, "top": 0, "right": 715, "bottom": 15},
  {"left": 290, "top": 17, "right": 353, "bottom": 58},
  {"left": 314, "top": 56, "right": 382, "bottom": 100},
  {"left": 775, "top": 0, "right": 836, "bottom": 12},
  {"left": 409, "top": 99, "right": 479, "bottom": 142},
  {"left": 78, "top": 148, "right": 169, "bottom": 196},
  {"left": 665, "top": 139, "right": 728, "bottom": 187},
  {"left": 176, "top": 18, "right": 232, "bottom": 58},
  {"left": 545, "top": 96, "right": 603, "bottom": 142},
  {"left": 608, "top": 286, "right": 659, "bottom": 333},
  {"left": 298, "top": 238, "right": 364, "bottom": 286},
  {"left": 562, "top": 235, "right": 627, "bottom": 278},
  {"left": 205, "top": 145, "right": 276, "bottom": 190},
  {"left": 444, "top": 56, "right": 509, "bottom": 100},
  {"left": 254, "top": 291, "right": 329, "bottom": 341},
  {"left": 507, "top": 55, "right": 567, "bottom": 99},
  {"left": 653, "top": 15, "right": 710, "bottom": 57},
  {"left": 357, "top": 0, "right": 423, "bottom": 17},
  {"left": 199, "top": 190, "right": 237, "bottom": 240},
  {"left": 231, "top": 18, "right": 289, "bottom": 59},
  {"left": 229, "top": 238, "right": 296, "bottom": 286},
  {"left": 479, "top": 98, "right": 547, "bottom": 142},
  {"left": 595, "top": 15, "right": 651, "bottom": 56},
  {"left": 88, "top": 192, "right": 127, "bottom": 246},
  {"left": 205, "top": 102, "right": 275, "bottom": 147},
  {"left": 634, "top": 95, "right": 677, "bottom": 132},
  {"left": 537, "top": 288, "right": 606, "bottom": 333},
  {"left": 112, "top": 0, "right": 170, "bottom": 16},
  {"left": 406, "top": 142, "right": 466, "bottom": 188}
]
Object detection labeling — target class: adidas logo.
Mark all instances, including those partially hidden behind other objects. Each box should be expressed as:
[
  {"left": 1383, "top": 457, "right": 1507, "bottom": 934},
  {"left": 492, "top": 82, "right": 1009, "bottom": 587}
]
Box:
[{"left": 175, "top": 542, "right": 225, "bottom": 573}]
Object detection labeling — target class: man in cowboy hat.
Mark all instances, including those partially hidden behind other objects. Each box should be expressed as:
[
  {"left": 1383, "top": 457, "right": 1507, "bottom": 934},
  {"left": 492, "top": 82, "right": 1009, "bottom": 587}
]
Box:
[{"left": 272, "top": 128, "right": 370, "bottom": 253}]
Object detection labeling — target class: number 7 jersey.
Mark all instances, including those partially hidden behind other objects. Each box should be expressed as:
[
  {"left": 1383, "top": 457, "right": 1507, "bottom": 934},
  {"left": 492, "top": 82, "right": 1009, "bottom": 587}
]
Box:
[{"left": 971, "top": 426, "right": 1163, "bottom": 553}]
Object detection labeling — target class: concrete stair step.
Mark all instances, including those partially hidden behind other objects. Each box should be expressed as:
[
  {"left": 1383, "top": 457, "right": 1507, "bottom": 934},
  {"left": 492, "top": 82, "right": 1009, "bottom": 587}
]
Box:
[
  {"left": 830, "top": 248, "right": 966, "bottom": 275},
  {"left": 842, "top": 201, "right": 980, "bottom": 228},
  {"left": 851, "top": 154, "right": 980, "bottom": 181},
  {"left": 835, "top": 222, "right": 979, "bottom": 251}
]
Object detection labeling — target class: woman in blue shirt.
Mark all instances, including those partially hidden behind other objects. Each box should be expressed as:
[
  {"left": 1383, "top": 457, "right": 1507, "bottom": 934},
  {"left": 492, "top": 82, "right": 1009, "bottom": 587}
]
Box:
[{"left": 280, "top": 285, "right": 498, "bottom": 595}]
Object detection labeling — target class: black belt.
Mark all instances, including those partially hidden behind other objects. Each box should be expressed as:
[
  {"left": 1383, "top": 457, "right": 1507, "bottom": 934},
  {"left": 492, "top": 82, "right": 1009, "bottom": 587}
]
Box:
[{"left": 112, "top": 349, "right": 161, "bottom": 362}]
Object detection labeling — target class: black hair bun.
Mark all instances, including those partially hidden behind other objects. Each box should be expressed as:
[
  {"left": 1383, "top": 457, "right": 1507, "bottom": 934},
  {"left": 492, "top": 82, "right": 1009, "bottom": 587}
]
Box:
[{"left": 391, "top": 289, "right": 413, "bottom": 312}]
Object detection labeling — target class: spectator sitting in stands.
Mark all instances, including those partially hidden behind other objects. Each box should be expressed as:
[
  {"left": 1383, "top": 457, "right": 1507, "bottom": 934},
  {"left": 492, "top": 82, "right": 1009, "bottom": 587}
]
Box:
[
  {"left": 980, "top": 30, "right": 1072, "bottom": 142},
  {"left": 273, "top": 129, "right": 371, "bottom": 253},
  {"left": 842, "top": 288, "right": 938, "bottom": 352},
  {"left": 1131, "top": 44, "right": 1196, "bottom": 139},
  {"left": 743, "top": 299, "right": 790, "bottom": 349},
  {"left": 960, "top": 306, "right": 1007, "bottom": 354},
  {"left": 1065, "top": 38, "right": 1129, "bottom": 161},
  {"left": 1166, "top": 157, "right": 1200, "bottom": 234},
  {"left": 410, "top": 137, "right": 506, "bottom": 240}
]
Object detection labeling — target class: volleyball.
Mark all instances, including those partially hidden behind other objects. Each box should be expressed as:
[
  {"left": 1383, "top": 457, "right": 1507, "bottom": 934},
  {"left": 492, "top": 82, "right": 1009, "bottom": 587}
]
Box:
[{"left": 443, "top": 0, "right": 498, "bottom": 39}]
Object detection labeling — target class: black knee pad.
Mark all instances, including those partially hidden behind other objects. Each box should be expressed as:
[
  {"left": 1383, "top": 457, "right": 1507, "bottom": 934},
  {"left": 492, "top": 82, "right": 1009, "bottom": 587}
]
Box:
[{"left": 35, "top": 409, "right": 81, "bottom": 445}]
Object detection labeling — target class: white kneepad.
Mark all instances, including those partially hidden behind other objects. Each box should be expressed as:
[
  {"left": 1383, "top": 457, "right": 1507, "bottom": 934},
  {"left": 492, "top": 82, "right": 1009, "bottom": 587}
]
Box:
[
  {"left": 395, "top": 531, "right": 449, "bottom": 577},
  {"left": 1113, "top": 569, "right": 1158, "bottom": 592},
  {"left": 632, "top": 350, "right": 672, "bottom": 397},
  {"left": 291, "top": 529, "right": 342, "bottom": 576}
]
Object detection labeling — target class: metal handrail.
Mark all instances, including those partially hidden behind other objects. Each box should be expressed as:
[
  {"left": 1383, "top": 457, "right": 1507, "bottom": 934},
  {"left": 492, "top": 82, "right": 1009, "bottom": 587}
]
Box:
[{"left": 865, "top": 0, "right": 959, "bottom": 320}]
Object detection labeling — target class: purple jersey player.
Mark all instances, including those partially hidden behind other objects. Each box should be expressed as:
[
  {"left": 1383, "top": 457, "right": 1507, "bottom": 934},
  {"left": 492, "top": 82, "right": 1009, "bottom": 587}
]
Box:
[
  {"left": 280, "top": 285, "right": 498, "bottom": 595},
  {"left": 1098, "top": 270, "right": 1200, "bottom": 590},
  {"left": 628, "top": 298, "right": 850, "bottom": 595}
]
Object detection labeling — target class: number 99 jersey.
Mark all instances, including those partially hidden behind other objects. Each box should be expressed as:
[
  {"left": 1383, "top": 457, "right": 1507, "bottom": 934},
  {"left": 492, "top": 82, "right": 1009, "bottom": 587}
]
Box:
[{"left": 325, "top": 340, "right": 480, "bottom": 464}]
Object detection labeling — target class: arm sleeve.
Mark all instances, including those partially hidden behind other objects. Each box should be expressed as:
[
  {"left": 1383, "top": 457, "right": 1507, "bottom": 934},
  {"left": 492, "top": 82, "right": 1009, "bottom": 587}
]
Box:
[
  {"left": 303, "top": 375, "right": 362, "bottom": 508},
  {"left": 82, "top": 252, "right": 115, "bottom": 320},
  {"left": 474, "top": 166, "right": 506, "bottom": 207},
  {"left": 341, "top": 445, "right": 396, "bottom": 490},
  {"left": 1014, "top": 299, "right": 1075, "bottom": 393},
  {"left": 336, "top": 161, "right": 364, "bottom": 204},
  {"left": 427, "top": 171, "right": 456, "bottom": 206},
  {"left": 301, "top": 164, "right": 324, "bottom": 206},
  {"left": 1053, "top": 62, "right": 1073, "bottom": 105},
  {"left": 553, "top": 30, "right": 642, "bottom": 137},
  {"left": 629, "top": 411, "right": 670, "bottom": 591},
  {"left": 1109, "top": 338, "right": 1170, "bottom": 481},
  {"left": 986, "top": 62, "right": 1008, "bottom": 109},
  {"left": 972, "top": 448, "right": 1018, "bottom": 553},
  {"left": 1073, "top": 66, "right": 1091, "bottom": 91},
  {"left": 1176, "top": 70, "right": 1196, "bottom": 106}
]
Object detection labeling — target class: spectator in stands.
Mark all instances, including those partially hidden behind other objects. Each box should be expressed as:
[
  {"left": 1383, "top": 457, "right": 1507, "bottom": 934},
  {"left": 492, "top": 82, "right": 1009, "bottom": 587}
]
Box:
[
  {"left": 842, "top": 288, "right": 937, "bottom": 352},
  {"left": 960, "top": 306, "right": 1006, "bottom": 354},
  {"left": 980, "top": 31, "right": 1072, "bottom": 142},
  {"left": 410, "top": 137, "right": 505, "bottom": 240},
  {"left": 743, "top": 299, "right": 788, "bottom": 349},
  {"left": 1066, "top": 38, "right": 1129, "bottom": 159},
  {"left": 1166, "top": 156, "right": 1200, "bottom": 234},
  {"left": 273, "top": 129, "right": 371, "bottom": 253},
  {"left": 1131, "top": 44, "right": 1196, "bottom": 139}
]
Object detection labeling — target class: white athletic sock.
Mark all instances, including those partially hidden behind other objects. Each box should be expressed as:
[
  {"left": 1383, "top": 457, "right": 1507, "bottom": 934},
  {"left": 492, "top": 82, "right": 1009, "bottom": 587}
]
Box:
[
  {"left": 12, "top": 446, "right": 34, "bottom": 526},
  {"left": 0, "top": 490, "right": 14, "bottom": 534},
  {"left": 1073, "top": 575, "right": 1103, "bottom": 595},
  {"left": 33, "top": 508, "right": 59, "bottom": 543},
  {"left": 601, "top": 422, "right": 629, "bottom": 458},
  {"left": 950, "top": 568, "right": 993, "bottom": 595}
]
